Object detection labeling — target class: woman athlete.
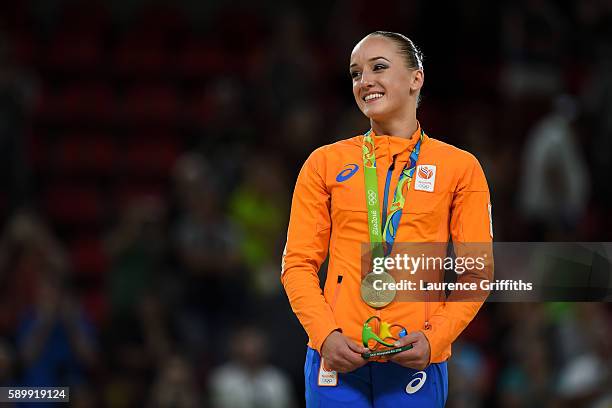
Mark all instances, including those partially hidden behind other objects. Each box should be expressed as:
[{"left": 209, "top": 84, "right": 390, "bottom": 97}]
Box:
[{"left": 282, "top": 31, "right": 493, "bottom": 407}]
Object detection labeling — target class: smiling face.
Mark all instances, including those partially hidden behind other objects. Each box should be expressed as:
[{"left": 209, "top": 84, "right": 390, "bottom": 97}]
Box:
[{"left": 350, "top": 35, "right": 423, "bottom": 123}]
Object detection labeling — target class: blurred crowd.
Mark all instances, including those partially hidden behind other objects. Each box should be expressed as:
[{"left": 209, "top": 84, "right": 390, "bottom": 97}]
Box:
[{"left": 0, "top": 0, "right": 611, "bottom": 407}]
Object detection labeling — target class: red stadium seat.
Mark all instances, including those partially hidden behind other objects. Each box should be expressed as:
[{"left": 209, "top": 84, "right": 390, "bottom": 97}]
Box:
[
  {"left": 26, "top": 130, "right": 46, "bottom": 170},
  {"left": 111, "top": 4, "right": 185, "bottom": 77},
  {"left": 69, "top": 237, "right": 108, "bottom": 277},
  {"left": 121, "top": 139, "right": 180, "bottom": 176},
  {"left": 135, "top": 4, "right": 186, "bottom": 33},
  {"left": 121, "top": 84, "right": 181, "bottom": 124},
  {"left": 44, "top": 185, "right": 105, "bottom": 226},
  {"left": 176, "top": 39, "right": 232, "bottom": 79},
  {"left": 0, "top": 2, "right": 28, "bottom": 32},
  {"left": 36, "top": 82, "right": 116, "bottom": 123},
  {"left": 43, "top": 31, "right": 103, "bottom": 73},
  {"left": 53, "top": 134, "right": 118, "bottom": 175},
  {"left": 57, "top": 2, "right": 110, "bottom": 36},
  {"left": 6, "top": 30, "right": 36, "bottom": 66},
  {"left": 33, "top": 85, "right": 58, "bottom": 120},
  {"left": 112, "top": 31, "right": 170, "bottom": 77},
  {"left": 183, "top": 90, "right": 214, "bottom": 126}
]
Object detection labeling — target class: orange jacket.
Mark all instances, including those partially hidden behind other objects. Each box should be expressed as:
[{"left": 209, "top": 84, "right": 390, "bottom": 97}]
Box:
[{"left": 281, "top": 125, "right": 493, "bottom": 363}]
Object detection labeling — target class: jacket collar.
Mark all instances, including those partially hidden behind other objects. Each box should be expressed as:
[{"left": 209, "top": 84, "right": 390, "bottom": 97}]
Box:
[{"left": 359, "top": 122, "right": 427, "bottom": 158}]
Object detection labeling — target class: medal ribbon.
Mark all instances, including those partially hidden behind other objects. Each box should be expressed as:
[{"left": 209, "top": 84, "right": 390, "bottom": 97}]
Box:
[{"left": 362, "top": 129, "right": 424, "bottom": 261}]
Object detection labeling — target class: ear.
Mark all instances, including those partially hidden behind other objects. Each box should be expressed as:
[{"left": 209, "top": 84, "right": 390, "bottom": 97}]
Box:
[{"left": 410, "top": 70, "right": 424, "bottom": 93}]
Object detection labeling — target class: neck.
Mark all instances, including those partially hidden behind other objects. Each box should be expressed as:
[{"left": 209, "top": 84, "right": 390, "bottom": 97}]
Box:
[{"left": 370, "top": 114, "right": 418, "bottom": 139}]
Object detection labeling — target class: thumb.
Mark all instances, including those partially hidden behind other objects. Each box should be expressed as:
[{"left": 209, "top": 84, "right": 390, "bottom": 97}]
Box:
[
  {"left": 394, "top": 331, "right": 420, "bottom": 347},
  {"left": 346, "top": 339, "right": 369, "bottom": 354}
]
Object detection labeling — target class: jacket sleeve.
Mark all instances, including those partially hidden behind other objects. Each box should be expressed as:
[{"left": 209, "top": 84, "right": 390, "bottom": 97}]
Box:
[
  {"left": 281, "top": 148, "right": 340, "bottom": 352},
  {"left": 422, "top": 153, "right": 493, "bottom": 362}
]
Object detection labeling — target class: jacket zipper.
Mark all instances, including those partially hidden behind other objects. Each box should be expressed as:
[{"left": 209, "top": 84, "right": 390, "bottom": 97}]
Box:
[{"left": 424, "top": 290, "right": 431, "bottom": 330}]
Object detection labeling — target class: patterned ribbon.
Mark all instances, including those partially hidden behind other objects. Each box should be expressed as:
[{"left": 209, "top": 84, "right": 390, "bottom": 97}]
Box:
[{"left": 362, "top": 129, "right": 424, "bottom": 260}]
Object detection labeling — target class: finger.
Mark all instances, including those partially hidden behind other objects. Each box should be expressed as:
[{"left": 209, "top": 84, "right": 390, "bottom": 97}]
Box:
[
  {"left": 389, "top": 344, "right": 427, "bottom": 367},
  {"left": 393, "top": 331, "right": 421, "bottom": 347},
  {"left": 389, "top": 341, "right": 424, "bottom": 360},
  {"left": 344, "top": 350, "right": 367, "bottom": 367},
  {"left": 338, "top": 352, "right": 367, "bottom": 372},
  {"left": 390, "top": 346, "right": 418, "bottom": 361},
  {"left": 346, "top": 340, "right": 370, "bottom": 355},
  {"left": 324, "top": 359, "right": 343, "bottom": 372},
  {"left": 340, "top": 344, "right": 367, "bottom": 363},
  {"left": 322, "top": 355, "right": 347, "bottom": 371},
  {"left": 327, "top": 354, "right": 357, "bottom": 372}
]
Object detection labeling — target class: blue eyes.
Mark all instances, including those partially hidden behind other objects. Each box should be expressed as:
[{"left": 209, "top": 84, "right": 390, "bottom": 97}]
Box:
[{"left": 350, "top": 64, "right": 388, "bottom": 79}]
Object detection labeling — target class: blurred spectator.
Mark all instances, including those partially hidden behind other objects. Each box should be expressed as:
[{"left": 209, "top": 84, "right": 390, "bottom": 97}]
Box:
[
  {"left": 192, "top": 78, "right": 253, "bottom": 197},
  {"left": 208, "top": 326, "right": 295, "bottom": 408},
  {"left": 518, "top": 95, "right": 590, "bottom": 238},
  {"left": 16, "top": 274, "right": 98, "bottom": 388},
  {"left": 148, "top": 354, "right": 201, "bottom": 408},
  {"left": 172, "top": 152, "right": 240, "bottom": 277},
  {"left": 171, "top": 152, "right": 245, "bottom": 359},
  {"left": 0, "top": 340, "right": 15, "bottom": 387},
  {"left": 228, "top": 152, "right": 288, "bottom": 296},
  {"left": 500, "top": 0, "right": 565, "bottom": 98},
  {"left": 0, "top": 211, "right": 68, "bottom": 332},
  {"left": 105, "top": 196, "right": 167, "bottom": 320},
  {"left": 70, "top": 383, "right": 98, "bottom": 408},
  {"left": 104, "top": 319, "right": 152, "bottom": 407},
  {"left": 553, "top": 303, "right": 611, "bottom": 406},
  {"left": 104, "top": 357, "right": 148, "bottom": 406},
  {"left": 496, "top": 304, "right": 554, "bottom": 408},
  {"left": 280, "top": 104, "right": 321, "bottom": 165},
  {"left": 447, "top": 341, "right": 490, "bottom": 408}
]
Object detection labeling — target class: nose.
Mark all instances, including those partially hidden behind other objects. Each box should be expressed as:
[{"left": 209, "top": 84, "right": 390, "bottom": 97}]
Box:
[{"left": 360, "top": 71, "right": 375, "bottom": 87}]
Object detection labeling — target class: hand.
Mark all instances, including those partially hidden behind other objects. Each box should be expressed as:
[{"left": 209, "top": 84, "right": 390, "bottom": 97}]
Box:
[
  {"left": 320, "top": 330, "right": 369, "bottom": 373},
  {"left": 389, "top": 331, "right": 431, "bottom": 370}
]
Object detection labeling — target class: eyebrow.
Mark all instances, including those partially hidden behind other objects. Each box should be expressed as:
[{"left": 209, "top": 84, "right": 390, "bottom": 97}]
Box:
[{"left": 350, "top": 56, "right": 390, "bottom": 68}]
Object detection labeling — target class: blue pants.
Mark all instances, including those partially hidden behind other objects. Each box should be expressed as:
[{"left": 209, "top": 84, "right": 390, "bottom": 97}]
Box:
[{"left": 305, "top": 347, "right": 448, "bottom": 408}]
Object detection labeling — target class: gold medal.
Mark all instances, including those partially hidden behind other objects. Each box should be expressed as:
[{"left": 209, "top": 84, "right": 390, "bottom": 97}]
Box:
[{"left": 360, "top": 272, "right": 396, "bottom": 308}]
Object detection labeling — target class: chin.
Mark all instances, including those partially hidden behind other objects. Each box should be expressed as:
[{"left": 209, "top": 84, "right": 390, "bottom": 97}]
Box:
[{"left": 363, "top": 107, "right": 390, "bottom": 122}]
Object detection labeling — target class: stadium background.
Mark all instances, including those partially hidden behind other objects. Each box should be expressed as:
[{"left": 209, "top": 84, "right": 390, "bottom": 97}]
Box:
[{"left": 0, "top": 0, "right": 611, "bottom": 406}]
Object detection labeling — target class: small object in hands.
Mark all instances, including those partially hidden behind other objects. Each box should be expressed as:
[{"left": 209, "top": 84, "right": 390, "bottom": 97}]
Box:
[{"left": 361, "top": 316, "right": 412, "bottom": 359}]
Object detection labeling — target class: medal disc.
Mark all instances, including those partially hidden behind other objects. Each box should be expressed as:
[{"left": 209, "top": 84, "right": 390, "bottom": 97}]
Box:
[{"left": 360, "top": 272, "right": 396, "bottom": 308}]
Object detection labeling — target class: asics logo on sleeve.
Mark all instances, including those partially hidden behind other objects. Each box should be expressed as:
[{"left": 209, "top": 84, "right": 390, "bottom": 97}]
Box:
[
  {"left": 405, "top": 371, "right": 427, "bottom": 394},
  {"left": 336, "top": 164, "right": 359, "bottom": 182}
]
